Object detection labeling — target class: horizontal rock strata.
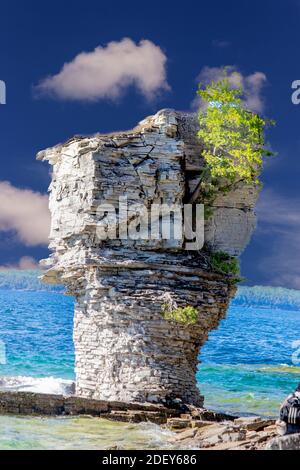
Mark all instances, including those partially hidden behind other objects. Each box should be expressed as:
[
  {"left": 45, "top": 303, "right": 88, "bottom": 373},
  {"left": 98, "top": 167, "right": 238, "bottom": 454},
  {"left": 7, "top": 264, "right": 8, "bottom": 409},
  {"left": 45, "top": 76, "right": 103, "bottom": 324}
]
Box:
[{"left": 0, "top": 391, "right": 182, "bottom": 424}]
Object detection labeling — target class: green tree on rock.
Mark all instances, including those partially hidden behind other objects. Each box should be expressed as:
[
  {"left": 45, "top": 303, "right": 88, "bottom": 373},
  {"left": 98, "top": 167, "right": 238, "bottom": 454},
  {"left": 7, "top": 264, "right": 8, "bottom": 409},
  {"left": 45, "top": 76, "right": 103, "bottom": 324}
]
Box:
[{"left": 189, "top": 73, "right": 275, "bottom": 204}]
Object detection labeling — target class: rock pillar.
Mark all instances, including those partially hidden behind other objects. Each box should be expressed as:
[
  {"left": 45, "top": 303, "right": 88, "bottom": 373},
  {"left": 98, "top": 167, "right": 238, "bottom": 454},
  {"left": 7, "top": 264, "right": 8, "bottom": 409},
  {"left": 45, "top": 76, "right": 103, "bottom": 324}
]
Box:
[{"left": 38, "top": 109, "right": 258, "bottom": 405}]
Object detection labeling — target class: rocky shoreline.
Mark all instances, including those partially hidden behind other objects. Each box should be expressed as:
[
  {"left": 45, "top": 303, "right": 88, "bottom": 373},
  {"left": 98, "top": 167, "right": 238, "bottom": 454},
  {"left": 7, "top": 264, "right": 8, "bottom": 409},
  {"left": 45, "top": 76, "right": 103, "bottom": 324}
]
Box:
[
  {"left": 1, "top": 390, "right": 299, "bottom": 450},
  {"left": 167, "top": 414, "right": 300, "bottom": 450},
  {"left": 167, "top": 414, "right": 277, "bottom": 450}
]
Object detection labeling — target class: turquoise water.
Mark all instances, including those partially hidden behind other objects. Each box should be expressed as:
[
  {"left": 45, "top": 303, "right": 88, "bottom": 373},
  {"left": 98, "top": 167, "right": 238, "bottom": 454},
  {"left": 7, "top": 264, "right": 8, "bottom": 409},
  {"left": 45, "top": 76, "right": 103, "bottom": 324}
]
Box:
[
  {"left": 0, "top": 284, "right": 300, "bottom": 420},
  {"left": 0, "top": 290, "right": 74, "bottom": 380},
  {"left": 199, "top": 302, "right": 300, "bottom": 417},
  {"left": 0, "top": 416, "right": 175, "bottom": 450}
]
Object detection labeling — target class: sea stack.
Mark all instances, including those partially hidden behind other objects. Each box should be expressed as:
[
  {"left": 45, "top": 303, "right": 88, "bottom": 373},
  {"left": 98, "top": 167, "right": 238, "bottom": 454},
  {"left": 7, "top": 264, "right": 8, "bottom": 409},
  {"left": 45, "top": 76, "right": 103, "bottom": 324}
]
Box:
[{"left": 37, "top": 109, "right": 258, "bottom": 406}]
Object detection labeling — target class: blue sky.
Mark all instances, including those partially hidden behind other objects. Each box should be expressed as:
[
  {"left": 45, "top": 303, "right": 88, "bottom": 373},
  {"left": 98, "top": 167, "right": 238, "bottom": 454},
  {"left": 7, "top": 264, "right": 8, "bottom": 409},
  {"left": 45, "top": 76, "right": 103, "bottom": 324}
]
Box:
[{"left": 0, "top": 0, "right": 300, "bottom": 288}]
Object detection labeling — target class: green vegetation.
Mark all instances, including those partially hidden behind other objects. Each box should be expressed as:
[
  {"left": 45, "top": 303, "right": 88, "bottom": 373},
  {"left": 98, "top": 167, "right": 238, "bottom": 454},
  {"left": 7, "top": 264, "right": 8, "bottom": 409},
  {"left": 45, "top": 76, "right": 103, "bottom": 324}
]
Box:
[
  {"left": 210, "top": 251, "right": 240, "bottom": 279},
  {"left": 162, "top": 304, "right": 199, "bottom": 326},
  {"left": 189, "top": 72, "right": 275, "bottom": 204}
]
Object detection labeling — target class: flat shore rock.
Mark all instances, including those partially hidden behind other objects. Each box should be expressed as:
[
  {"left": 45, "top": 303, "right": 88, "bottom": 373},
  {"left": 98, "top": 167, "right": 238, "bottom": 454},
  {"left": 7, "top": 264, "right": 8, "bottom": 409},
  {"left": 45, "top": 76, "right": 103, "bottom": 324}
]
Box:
[{"left": 167, "top": 415, "right": 279, "bottom": 450}]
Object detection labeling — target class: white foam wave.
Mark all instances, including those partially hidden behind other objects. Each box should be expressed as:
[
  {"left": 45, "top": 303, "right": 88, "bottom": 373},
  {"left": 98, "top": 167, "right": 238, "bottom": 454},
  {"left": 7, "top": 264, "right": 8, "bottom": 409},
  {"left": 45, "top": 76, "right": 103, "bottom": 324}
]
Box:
[{"left": 0, "top": 376, "right": 75, "bottom": 395}]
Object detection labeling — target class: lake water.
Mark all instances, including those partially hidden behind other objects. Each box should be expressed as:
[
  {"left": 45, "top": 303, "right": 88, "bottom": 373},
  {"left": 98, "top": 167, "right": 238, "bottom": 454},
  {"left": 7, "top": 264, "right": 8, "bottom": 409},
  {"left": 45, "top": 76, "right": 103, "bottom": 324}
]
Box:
[{"left": 0, "top": 283, "right": 300, "bottom": 448}]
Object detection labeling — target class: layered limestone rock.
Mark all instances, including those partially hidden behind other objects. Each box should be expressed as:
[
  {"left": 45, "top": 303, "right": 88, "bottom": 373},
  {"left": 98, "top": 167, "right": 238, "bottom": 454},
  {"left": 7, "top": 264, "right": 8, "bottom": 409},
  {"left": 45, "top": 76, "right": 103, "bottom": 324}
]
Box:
[{"left": 37, "top": 109, "right": 258, "bottom": 405}]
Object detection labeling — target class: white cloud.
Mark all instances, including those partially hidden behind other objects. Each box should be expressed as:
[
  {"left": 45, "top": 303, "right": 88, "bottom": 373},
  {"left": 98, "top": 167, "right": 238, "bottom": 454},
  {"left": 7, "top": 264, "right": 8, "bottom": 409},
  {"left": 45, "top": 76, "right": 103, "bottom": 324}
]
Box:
[
  {"left": 194, "top": 66, "right": 267, "bottom": 113},
  {"left": 36, "top": 38, "right": 170, "bottom": 102},
  {"left": 255, "top": 189, "right": 300, "bottom": 289},
  {"left": 0, "top": 181, "right": 50, "bottom": 246},
  {"left": 0, "top": 256, "right": 39, "bottom": 271}
]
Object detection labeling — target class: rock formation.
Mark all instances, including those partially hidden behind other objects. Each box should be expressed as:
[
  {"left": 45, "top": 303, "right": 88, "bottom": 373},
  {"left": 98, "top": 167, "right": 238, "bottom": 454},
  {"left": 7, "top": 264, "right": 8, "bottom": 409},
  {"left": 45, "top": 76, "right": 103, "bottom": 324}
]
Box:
[{"left": 37, "top": 109, "right": 258, "bottom": 406}]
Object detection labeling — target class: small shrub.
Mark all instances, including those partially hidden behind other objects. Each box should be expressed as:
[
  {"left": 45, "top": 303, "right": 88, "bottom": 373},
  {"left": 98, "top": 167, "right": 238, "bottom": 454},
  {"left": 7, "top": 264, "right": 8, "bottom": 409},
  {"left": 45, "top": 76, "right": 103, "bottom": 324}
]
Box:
[
  {"left": 162, "top": 304, "right": 198, "bottom": 326},
  {"left": 210, "top": 251, "right": 240, "bottom": 276}
]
